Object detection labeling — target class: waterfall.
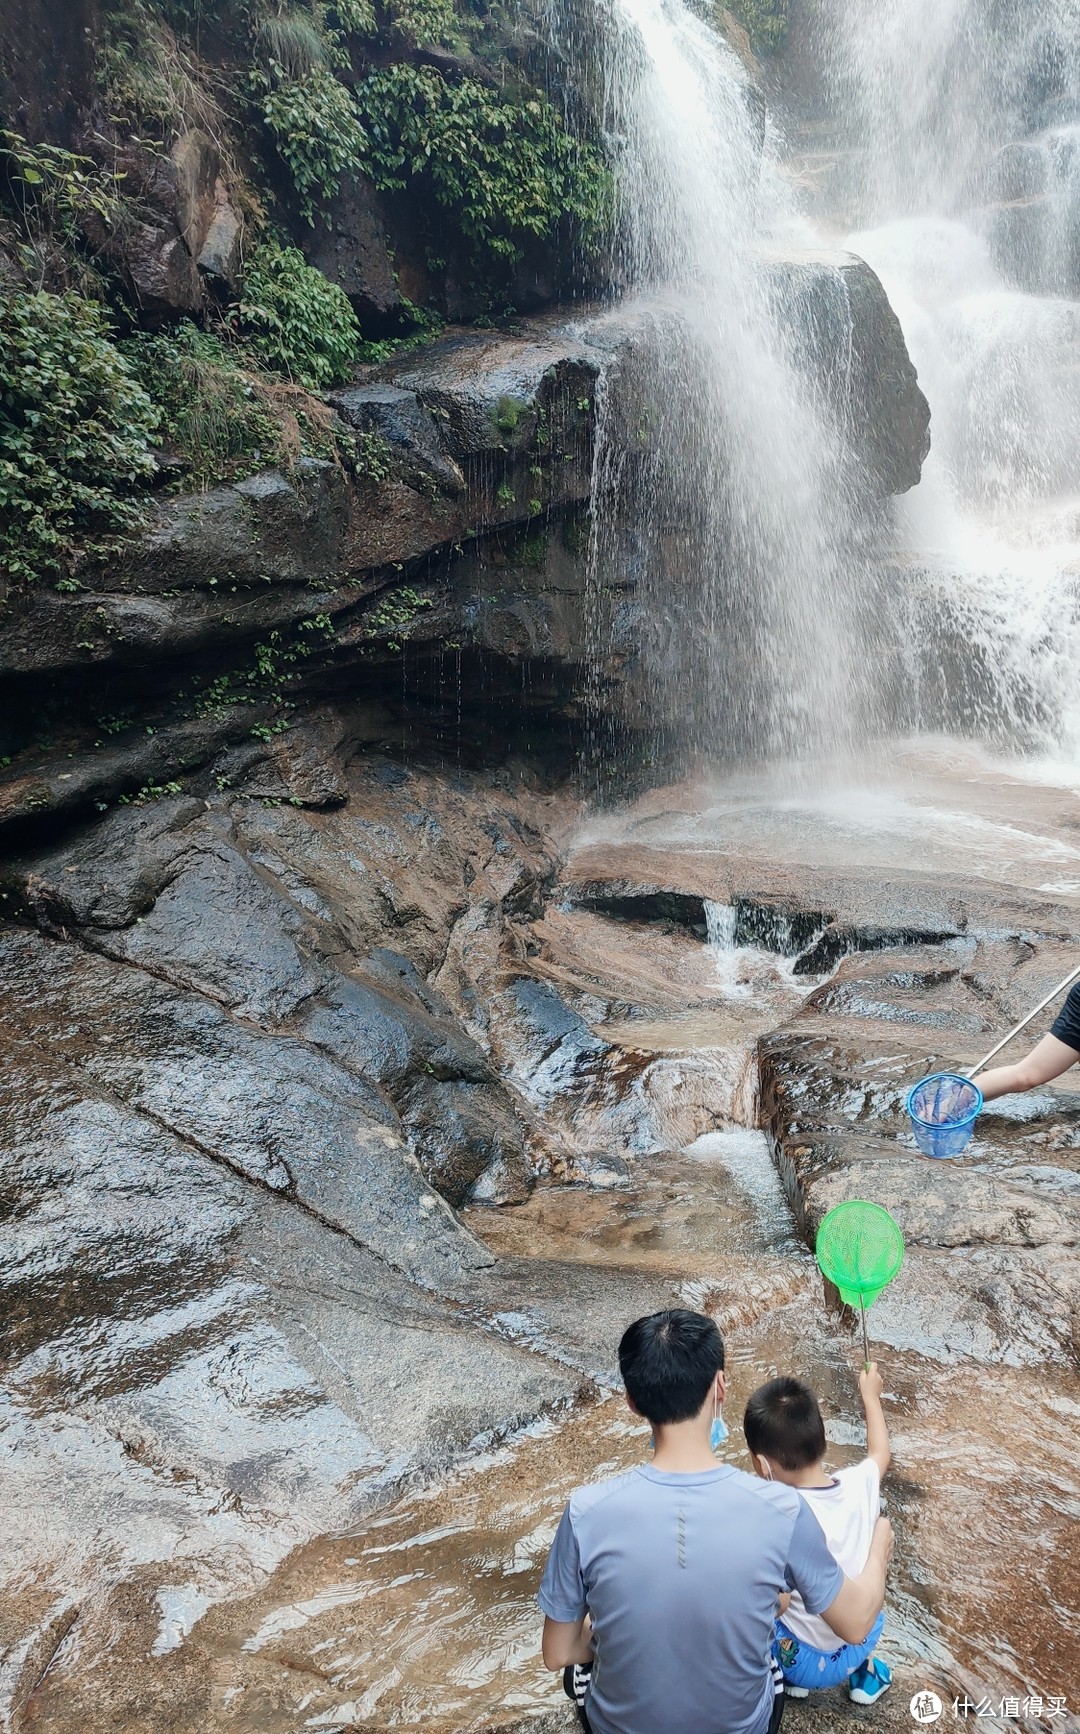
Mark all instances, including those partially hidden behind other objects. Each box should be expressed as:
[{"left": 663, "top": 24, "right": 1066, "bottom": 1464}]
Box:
[
  {"left": 565, "top": 0, "right": 879, "bottom": 769},
  {"left": 815, "top": 0, "right": 1080, "bottom": 756}
]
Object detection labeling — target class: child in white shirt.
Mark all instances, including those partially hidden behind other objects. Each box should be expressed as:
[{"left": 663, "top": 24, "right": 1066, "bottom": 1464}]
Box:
[{"left": 743, "top": 1363, "right": 892, "bottom": 1706}]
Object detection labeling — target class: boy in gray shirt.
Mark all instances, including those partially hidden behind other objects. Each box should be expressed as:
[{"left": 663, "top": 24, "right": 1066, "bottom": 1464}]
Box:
[{"left": 538, "top": 1310, "right": 893, "bottom": 1734}]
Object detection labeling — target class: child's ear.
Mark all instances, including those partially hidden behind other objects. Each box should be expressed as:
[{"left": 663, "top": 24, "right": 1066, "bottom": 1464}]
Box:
[{"left": 752, "top": 1453, "right": 774, "bottom": 1481}]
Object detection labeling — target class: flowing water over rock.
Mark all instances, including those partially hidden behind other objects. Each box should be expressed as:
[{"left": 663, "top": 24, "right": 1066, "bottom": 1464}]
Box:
[
  {"left": 566, "top": 0, "right": 914, "bottom": 762},
  {"left": 801, "top": 0, "right": 1080, "bottom": 754}
]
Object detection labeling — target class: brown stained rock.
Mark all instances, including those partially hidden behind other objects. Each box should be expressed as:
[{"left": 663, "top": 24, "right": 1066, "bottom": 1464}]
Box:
[
  {"left": 168, "top": 129, "right": 220, "bottom": 257},
  {"left": 196, "top": 178, "right": 243, "bottom": 286},
  {"left": 112, "top": 217, "right": 205, "bottom": 315},
  {"left": 83, "top": 132, "right": 225, "bottom": 313}
]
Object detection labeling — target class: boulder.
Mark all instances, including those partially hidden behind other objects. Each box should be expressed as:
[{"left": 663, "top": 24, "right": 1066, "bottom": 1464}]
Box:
[
  {"left": 110, "top": 217, "right": 205, "bottom": 315},
  {"left": 122, "top": 462, "right": 350, "bottom": 593},
  {"left": 761, "top": 248, "right": 932, "bottom": 494},
  {"left": 80, "top": 130, "right": 238, "bottom": 313},
  {"left": 331, "top": 383, "right": 466, "bottom": 495},
  {"left": 305, "top": 176, "right": 400, "bottom": 324},
  {"left": 197, "top": 178, "right": 243, "bottom": 286},
  {"left": 392, "top": 327, "right": 600, "bottom": 462}
]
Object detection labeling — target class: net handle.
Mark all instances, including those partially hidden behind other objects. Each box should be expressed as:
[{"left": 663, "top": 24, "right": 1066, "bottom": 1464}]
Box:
[
  {"left": 860, "top": 1300, "right": 870, "bottom": 1372},
  {"left": 967, "top": 961, "right": 1080, "bottom": 1080}
]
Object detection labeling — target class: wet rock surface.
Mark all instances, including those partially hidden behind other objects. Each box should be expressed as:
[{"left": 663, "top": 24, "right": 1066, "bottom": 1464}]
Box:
[
  {"left": 0, "top": 275, "right": 930, "bottom": 836},
  {"left": 4, "top": 755, "right": 1079, "bottom": 1729}
]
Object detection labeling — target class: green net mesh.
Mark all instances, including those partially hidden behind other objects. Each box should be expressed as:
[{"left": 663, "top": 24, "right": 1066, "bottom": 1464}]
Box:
[{"left": 814, "top": 1200, "right": 905, "bottom": 1310}]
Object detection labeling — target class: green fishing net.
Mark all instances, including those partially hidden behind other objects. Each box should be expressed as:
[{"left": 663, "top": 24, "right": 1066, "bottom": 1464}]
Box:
[{"left": 814, "top": 1200, "right": 904, "bottom": 1310}]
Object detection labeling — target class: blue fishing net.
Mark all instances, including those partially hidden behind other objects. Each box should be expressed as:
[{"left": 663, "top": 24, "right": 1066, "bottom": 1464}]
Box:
[{"left": 906, "top": 1072, "right": 982, "bottom": 1158}]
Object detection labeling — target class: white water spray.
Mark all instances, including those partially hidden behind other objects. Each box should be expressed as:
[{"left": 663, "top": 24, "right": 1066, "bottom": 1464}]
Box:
[
  {"left": 574, "top": 0, "right": 879, "bottom": 765},
  {"left": 815, "top": 0, "right": 1080, "bottom": 756}
]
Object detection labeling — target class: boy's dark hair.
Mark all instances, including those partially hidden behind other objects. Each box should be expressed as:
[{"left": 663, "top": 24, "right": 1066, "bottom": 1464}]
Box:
[
  {"left": 618, "top": 1309, "right": 725, "bottom": 1425},
  {"left": 742, "top": 1376, "right": 827, "bottom": 1470}
]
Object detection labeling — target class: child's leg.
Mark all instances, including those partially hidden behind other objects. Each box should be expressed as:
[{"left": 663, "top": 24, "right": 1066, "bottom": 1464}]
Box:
[{"left": 774, "top": 1613, "right": 885, "bottom": 1693}]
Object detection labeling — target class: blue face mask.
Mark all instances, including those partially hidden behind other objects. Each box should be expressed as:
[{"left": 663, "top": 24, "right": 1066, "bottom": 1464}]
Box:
[{"left": 710, "top": 1412, "right": 728, "bottom": 1450}]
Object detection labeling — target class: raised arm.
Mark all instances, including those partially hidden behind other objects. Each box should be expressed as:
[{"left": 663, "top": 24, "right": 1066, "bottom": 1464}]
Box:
[
  {"left": 820, "top": 1516, "right": 893, "bottom": 1646},
  {"left": 859, "top": 1361, "right": 891, "bottom": 1477}
]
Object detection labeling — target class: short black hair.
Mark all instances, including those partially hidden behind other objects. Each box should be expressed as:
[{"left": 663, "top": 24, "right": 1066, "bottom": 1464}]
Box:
[
  {"left": 618, "top": 1309, "right": 725, "bottom": 1425},
  {"left": 742, "top": 1377, "right": 826, "bottom": 1470}
]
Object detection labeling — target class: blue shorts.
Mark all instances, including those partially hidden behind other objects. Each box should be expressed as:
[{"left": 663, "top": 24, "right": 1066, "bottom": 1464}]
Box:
[{"left": 773, "top": 1611, "right": 885, "bottom": 1691}]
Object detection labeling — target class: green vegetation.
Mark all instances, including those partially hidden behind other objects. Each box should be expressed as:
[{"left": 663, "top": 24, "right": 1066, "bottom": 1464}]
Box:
[
  {"left": 383, "top": 0, "right": 460, "bottom": 48},
  {"left": 0, "top": 0, "right": 612, "bottom": 586},
  {"left": 99, "top": 0, "right": 228, "bottom": 136},
  {"left": 725, "top": 0, "right": 788, "bottom": 53},
  {"left": 355, "top": 64, "right": 610, "bottom": 267},
  {"left": 0, "top": 129, "right": 122, "bottom": 292},
  {"left": 122, "top": 322, "right": 342, "bottom": 486},
  {"left": 0, "top": 290, "right": 158, "bottom": 587},
  {"left": 236, "top": 240, "right": 361, "bottom": 388},
  {"left": 188, "top": 612, "right": 338, "bottom": 740},
  {"left": 362, "top": 583, "right": 432, "bottom": 650},
  {"left": 259, "top": 66, "right": 367, "bottom": 222}
]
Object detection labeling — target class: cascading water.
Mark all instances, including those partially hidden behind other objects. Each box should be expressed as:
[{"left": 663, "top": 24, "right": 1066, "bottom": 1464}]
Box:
[
  {"left": 567, "top": 0, "right": 885, "bottom": 768},
  {"left": 810, "top": 0, "right": 1080, "bottom": 755}
]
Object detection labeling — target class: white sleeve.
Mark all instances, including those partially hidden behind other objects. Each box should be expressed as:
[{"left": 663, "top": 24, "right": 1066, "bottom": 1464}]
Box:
[{"left": 838, "top": 1457, "right": 881, "bottom": 1523}]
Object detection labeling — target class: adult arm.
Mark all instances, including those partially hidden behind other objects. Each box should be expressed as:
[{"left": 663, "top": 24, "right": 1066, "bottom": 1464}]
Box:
[
  {"left": 978, "top": 1033, "right": 1080, "bottom": 1101},
  {"left": 538, "top": 1503, "right": 591, "bottom": 1671},
  {"left": 542, "top": 1614, "right": 594, "bottom": 1669},
  {"left": 859, "top": 1361, "right": 891, "bottom": 1477},
  {"left": 819, "top": 1515, "right": 893, "bottom": 1645}
]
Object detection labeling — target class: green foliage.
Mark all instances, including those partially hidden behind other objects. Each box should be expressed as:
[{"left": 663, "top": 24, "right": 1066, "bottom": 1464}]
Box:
[
  {"left": 352, "top": 430, "right": 394, "bottom": 482},
  {"left": 254, "top": 9, "right": 332, "bottom": 78},
  {"left": 362, "top": 583, "right": 432, "bottom": 650},
  {"left": 259, "top": 64, "right": 367, "bottom": 221},
  {"left": 0, "top": 129, "right": 123, "bottom": 290},
  {"left": 0, "top": 290, "right": 158, "bottom": 587},
  {"left": 191, "top": 614, "right": 339, "bottom": 740},
  {"left": 354, "top": 63, "right": 611, "bottom": 267},
  {"left": 725, "top": 0, "right": 788, "bottom": 52},
  {"left": 494, "top": 395, "right": 525, "bottom": 433},
  {"left": 327, "top": 0, "right": 377, "bottom": 35},
  {"left": 122, "top": 321, "right": 340, "bottom": 486},
  {"left": 118, "top": 777, "right": 184, "bottom": 804},
  {"left": 384, "top": 0, "right": 460, "bottom": 48},
  {"left": 237, "top": 241, "right": 360, "bottom": 388}
]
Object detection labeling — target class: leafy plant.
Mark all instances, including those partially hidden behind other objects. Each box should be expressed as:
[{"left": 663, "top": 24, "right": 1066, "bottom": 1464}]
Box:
[
  {"left": 362, "top": 583, "right": 432, "bottom": 650},
  {"left": 0, "top": 290, "right": 158, "bottom": 587},
  {"left": 0, "top": 129, "right": 124, "bottom": 290},
  {"left": 236, "top": 240, "right": 360, "bottom": 388},
  {"left": 352, "top": 429, "right": 394, "bottom": 482},
  {"left": 383, "top": 0, "right": 460, "bottom": 48},
  {"left": 259, "top": 64, "right": 367, "bottom": 221},
  {"left": 122, "top": 321, "right": 342, "bottom": 486},
  {"left": 327, "top": 0, "right": 377, "bottom": 32},
  {"left": 353, "top": 63, "right": 611, "bottom": 268}
]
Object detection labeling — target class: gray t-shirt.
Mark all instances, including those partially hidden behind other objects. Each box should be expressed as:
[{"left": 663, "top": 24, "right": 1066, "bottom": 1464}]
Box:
[{"left": 538, "top": 1463, "right": 844, "bottom": 1734}]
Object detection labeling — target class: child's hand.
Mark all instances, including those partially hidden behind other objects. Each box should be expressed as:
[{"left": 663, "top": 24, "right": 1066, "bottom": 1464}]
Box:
[{"left": 859, "top": 1362, "right": 884, "bottom": 1405}]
